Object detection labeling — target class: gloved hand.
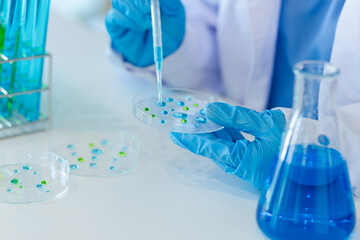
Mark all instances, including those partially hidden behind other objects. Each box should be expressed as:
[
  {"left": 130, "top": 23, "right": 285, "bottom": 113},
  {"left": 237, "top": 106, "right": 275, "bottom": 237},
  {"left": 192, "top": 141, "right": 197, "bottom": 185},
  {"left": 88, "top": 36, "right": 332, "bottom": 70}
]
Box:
[
  {"left": 169, "top": 103, "right": 286, "bottom": 189},
  {"left": 105, "top": 0, "right": 186, "bottom": 67}
]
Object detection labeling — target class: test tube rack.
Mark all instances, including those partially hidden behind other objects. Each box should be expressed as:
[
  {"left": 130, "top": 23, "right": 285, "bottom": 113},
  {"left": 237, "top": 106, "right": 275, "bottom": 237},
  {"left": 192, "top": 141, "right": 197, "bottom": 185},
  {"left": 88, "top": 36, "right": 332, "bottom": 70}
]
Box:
[{"left": 0, "top": 53, "right": 52, "bottom": 138}]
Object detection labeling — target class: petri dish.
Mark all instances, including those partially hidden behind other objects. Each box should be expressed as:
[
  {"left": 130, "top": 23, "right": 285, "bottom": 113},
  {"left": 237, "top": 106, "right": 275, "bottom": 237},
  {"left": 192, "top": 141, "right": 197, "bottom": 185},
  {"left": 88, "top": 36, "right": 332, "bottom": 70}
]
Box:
[
  {"left": 0, "top": 152, "right": 69, "bottom": 204},
  {"left": 51, "top": 131, "right": 141, "bottom": 177},
  {"left": 133, "top": 88, "right": 224, "bottom": 133}
]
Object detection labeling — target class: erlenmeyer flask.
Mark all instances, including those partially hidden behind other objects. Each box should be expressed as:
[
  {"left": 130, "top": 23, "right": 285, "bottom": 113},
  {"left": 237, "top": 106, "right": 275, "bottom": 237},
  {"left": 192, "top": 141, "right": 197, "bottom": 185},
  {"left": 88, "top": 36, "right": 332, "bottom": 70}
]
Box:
[{"left": 256, "top": 61, "right": 355, "bottom": 240}]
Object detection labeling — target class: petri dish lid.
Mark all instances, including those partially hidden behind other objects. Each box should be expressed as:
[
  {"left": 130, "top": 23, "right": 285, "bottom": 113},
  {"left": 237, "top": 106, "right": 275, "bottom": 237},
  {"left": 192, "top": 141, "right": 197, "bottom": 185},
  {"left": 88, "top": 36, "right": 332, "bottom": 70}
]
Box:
[
  {"left": 0, "top": 152, "right": 69, "bottom": 204},
  {"left": 51, "top": 130, "right": 141, "bottom": 177},
  {"left": 133, "top": 88, "right": 224, "bottom": 133}
]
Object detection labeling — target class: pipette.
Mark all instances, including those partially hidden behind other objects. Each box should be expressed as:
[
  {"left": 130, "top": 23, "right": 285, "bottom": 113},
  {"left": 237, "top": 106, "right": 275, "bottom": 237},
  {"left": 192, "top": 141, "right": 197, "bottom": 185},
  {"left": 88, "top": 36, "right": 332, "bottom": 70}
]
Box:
[{"left": 150, "top": 0, "right": 163, "bottom": 104}]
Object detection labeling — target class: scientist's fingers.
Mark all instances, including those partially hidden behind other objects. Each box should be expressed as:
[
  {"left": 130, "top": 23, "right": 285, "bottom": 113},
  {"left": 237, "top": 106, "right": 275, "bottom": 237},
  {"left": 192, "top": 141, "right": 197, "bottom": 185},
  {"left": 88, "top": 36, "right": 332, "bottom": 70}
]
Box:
[
  {"left": 169, "top": 132, "right": 249, "bottom": 173},
  {"left": 159, "top": 0, "right": 184, "bottom": 15},
  {"left": 205, "top": 103, "right": 285, "bottom": 137},
  {"left": 106, "top": 6, "right": 151, "bottom": 32}
]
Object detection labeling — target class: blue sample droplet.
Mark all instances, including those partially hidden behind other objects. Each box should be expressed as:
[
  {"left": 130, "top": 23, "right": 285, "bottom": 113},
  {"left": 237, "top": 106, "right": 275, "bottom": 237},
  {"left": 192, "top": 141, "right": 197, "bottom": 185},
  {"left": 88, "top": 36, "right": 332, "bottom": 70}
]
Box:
[
  {"left": 67, "top": 144, "right": 74, "bottom": 149},
  {"left": 101, "top": 140, "right": 109, "bottom": 146},
  {"left": 176, "top": 101, "right": 185, "bottom": 106},
  {"left": 91, "top": 156, "right": 98, "bottom": 161},
  {"left": 36, "top": 184, "right": 44, "bottom": 189},
  {"left": 112, "top": 158, "right": 118, "bottom": 162},
  {"left": 71, "top": 152, "right": 78, "bottom": 156},
  {"left": 33, "top": 171, "right": 39, "bottom": 175},
  {"left": 170, "top": 109, "right": 175, "bottom": 112},
  {"left": 196, "top": 116, "right": 207, "bottom": 123},
  {"left": 173, "top": 112, "right": 188, "bottom": 119},
  {"left": 200, "top": 109, "right": 206, "bottom": 116},
  {"left": 159, "top": 119, "right": 166, "bottom": 124},
  {"left": 166, "top": 97, "right": 174, "bottom": 102},
  {"left": 161, "top": 110, "right": 168, "bottom": 115},
  {"left": 318, "top": 135, "right": 330, "bottom": 146},
  {"left": 70, "top": 164, "right": 79, "bottom": 170},
  {"left": 185, "top": 96, "right": 192, "bottom": 101},
  {"left": 23, "top": 165, "right": 31, "bottom": 170},
  {"left": 156, "top": 101, "right": 167, "bottom": 107},
  {"left": 89, "top": 163, "right": 98, "bottom": 168},
  {"left": 109, "top": 166, "right": 116, "bottom": 171},
  {"left": 13, "top": 169, "right": 19, "bottom": 174},
  {"left": 46, "top": 190, "right": 50, "bottom": 193},
  {"left": 92, "top": 149, "right": 103, "bottom": 155},
  {"left": 6, "top": 188, "right": 13, "bottom": 193}
]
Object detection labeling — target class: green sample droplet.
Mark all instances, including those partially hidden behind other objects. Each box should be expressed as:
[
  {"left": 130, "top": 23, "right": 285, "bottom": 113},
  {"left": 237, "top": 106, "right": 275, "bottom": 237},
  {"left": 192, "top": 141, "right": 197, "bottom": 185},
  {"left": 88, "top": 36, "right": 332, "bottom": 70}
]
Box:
[
  {"left": 151, "top": 114, "right": 156, "bottom": 118},
  {"left": 119, "top": 152, "right": 126, "bottom": 157},
  {"left": 11, "top": 179, "right": 19, "bottom": 184},
  {"left": 19, "top": 185, "right": 24, "bottom": 189},
  {"left": 144, "top": 107, "right": 150, "bottom": 112},
  {"left": 41, "top": 180, "right": 47, "bottom": 185},
  {"left": 78, "top": 157, "right": 84, "bottom": 162},
  {"left": 181, "top": 119, "right": 188, "bottom": 124},
  {"left": 193, "top": 103, "right": 199, "bottom": 107},
  {"left": 89, "top": 143, "right": 95, "bottom": 148},
  {"left": 183, "top": 107, "right": 189, "bottom": 111}
]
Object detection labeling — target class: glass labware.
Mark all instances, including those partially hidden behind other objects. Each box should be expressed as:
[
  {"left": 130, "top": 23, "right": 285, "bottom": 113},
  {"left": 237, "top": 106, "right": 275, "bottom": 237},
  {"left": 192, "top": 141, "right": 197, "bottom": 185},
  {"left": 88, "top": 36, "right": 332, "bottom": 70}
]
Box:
[{"left": 256, "top": 61, "right": 356, "bottom": 240}]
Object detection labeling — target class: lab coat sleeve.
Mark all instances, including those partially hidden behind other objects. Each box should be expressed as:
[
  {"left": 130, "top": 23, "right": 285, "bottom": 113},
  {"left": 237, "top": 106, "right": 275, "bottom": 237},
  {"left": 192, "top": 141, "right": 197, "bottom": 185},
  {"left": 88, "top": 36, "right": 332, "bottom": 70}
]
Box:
[
  {"left": 278, "top": 104, "right": 360, "bottom": 191},
  {"left": 109, "top": 0, "right": 220, "bottom": 93}
]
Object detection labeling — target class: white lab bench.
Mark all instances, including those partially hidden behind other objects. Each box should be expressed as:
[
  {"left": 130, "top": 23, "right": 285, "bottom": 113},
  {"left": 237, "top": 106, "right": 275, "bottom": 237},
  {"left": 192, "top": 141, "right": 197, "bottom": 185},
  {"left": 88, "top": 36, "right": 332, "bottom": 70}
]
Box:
[{"left": 0, "top": 12, "right": 359, "bottom": 240}]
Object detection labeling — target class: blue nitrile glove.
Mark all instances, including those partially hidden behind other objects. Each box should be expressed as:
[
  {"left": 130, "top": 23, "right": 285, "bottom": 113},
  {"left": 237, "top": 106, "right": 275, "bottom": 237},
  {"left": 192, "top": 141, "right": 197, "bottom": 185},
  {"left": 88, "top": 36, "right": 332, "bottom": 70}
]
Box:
[
  {"left": 105, "top": 0, "right": 185, "bottom": 67},
  {"left": 169, "top": 103, "right": 286, "bottom": 189}
]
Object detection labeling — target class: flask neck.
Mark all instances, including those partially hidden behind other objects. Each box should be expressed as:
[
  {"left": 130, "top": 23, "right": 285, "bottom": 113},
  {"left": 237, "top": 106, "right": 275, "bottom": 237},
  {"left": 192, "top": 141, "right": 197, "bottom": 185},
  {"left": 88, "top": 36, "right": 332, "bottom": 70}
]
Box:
[{"left": 292, "top": 62, "right": 339, "bottom": 120}]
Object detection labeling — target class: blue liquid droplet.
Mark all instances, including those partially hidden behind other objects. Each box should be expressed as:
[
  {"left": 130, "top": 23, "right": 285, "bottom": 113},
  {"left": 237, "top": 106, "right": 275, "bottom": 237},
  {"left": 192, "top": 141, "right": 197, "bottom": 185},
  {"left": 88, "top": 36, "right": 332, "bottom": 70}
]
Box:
[
  {"left": 318, "top": 135, "right": 330, "bottom": 146},
  {"left": 159, "top": 119, "right": 166, "bottom": 124},
  {"left": 91, "top": 156, "right": 98, "bottom": 161},
  {"left": 101, "top": 140, "right": 108, "bottom": 146},
  {"left": 173, "top": 112, "right": 188, "bottom": 118},
  {"left": 176, "top": 101, "right": 185, "bottom": 106},
  {"left": 89, "top": 163, "right": 98, "bottom": 168},
  {"left": 92, "top": 149, "right": 103, "bottom": 155},
  {"left": 196, "top": 123, "right": 201, "bottom": 127},
  {"left": 33, "top": 171, "right": 39, "bottom": 175},
  {"left": 109, "top": 166, "right": 116, "bottom": 171},
  {"left": 196, "top": 116, "right": 207, "bottom": 123},
  {"left": 67, "top": 144, "right": 74, "bottom": 149},
  {"left": 170, "top": 109, "right": 175, "bottom": 112},
  {"left": 70, "top": 164, "right": 79, "bottom": 170},
  {"left": 156, "top": 101, "right": 167, "bottom": 107},
  {"left": 71, "top": 152, "right": 77, "bottom": 156},
  {"left": 185, "top": 96, "right": 192, "bottom": 101},
  {"left": 6, "top": 188, "right": 13, "bottom": 193},
  {"left": 46, "top": 190, "right": 50, "bottom": 193},
  {"left": 200, "top": 109, "right": 206, "bottom": 116},
  {"left": 112, "top": 158, "right": 118, "bottom": 162},
  {"left": 23, "top": 165, "right": 31, "bottom": 170},
  {"left": 13, "top": 169, "right": 19, "bottom": 174},
  {"left": 161, "top": 110, "right": 168, "bottom": 115},
  {"left": 36, "top": 184, "right": 44, "bottom": 189},
  {"left": 166, "top": 97, "right": 174, "bottom": 102}
]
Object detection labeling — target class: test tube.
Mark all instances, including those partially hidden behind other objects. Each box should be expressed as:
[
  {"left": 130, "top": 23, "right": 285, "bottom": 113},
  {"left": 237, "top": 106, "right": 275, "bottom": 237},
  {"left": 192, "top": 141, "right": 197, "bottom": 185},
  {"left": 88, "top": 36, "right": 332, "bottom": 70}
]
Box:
[
  {"left": 0, "top": 0, "right": 24, "bottom": 117},
  {"left": 14, "top": 0, "right": 50, "bottom": 121}
]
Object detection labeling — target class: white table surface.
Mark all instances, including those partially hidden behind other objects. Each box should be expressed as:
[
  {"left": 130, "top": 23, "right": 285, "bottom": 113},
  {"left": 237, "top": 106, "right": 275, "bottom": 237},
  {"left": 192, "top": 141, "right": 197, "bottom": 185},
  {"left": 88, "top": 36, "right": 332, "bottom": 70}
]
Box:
[{"left": 1, "top": 12, "right": 359, "bottom": 240}]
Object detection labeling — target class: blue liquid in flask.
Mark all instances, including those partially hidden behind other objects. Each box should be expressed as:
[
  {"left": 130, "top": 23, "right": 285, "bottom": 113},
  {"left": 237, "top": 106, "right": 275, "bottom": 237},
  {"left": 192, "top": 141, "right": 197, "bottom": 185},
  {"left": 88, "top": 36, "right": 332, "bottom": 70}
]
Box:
[{"left": 257, "top": 145, "right": 355, "bottom": 240}]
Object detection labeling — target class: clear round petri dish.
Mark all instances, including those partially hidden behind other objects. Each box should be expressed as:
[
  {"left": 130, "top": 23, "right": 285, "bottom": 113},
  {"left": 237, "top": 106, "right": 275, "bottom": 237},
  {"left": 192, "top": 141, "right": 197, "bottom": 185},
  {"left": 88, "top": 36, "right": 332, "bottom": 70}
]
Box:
[
  {"left": 133, "top": 88, "right": 224, "bottom": 133},
  {"left": 0, "top": 152, "right": 69, "bottom": 204},
  {"left": 51, "top": 131, "right": 141, "bottom": 177}
]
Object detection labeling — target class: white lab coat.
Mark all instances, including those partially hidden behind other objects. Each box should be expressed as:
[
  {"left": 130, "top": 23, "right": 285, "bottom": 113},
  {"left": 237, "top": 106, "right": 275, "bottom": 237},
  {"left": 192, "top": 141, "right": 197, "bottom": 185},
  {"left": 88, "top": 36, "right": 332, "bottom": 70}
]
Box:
[{"left": 114, "top": 0, "right": 360, "bottom": 189}]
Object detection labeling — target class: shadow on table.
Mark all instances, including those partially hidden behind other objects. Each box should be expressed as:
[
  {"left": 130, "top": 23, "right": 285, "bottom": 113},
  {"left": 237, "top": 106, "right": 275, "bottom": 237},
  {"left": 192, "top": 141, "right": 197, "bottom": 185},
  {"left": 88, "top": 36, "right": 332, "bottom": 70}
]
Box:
[{"left": 166, "top": 153, "right": 261, "bottom": 201}]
